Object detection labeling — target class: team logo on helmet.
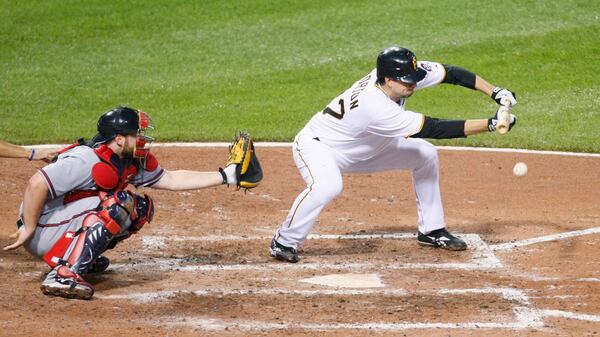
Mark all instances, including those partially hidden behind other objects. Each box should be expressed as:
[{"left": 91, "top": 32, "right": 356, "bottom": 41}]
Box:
[{"left": 412, "top": 57, "right": 417, "bottom": 71}]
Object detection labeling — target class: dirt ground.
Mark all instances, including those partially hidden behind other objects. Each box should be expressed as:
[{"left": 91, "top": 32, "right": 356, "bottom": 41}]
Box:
[{"left": 1, "top": 146, "right": 599, "bottom": 337}]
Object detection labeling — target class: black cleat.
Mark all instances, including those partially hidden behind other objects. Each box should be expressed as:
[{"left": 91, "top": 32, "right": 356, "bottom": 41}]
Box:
[
  {"left": 418, "top": 228, "right": 467, "bottom": 251},
  {"left": 270, "top": 238, "right": 300, "bottom": 263},
  {"left": 87, "top": 255, "right": 110, "bottom": 274}
]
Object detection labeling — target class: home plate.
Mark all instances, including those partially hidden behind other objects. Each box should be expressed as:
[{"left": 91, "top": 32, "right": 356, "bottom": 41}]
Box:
[{"left": 300, "top": 273, "right": 384, "bottom": 288}]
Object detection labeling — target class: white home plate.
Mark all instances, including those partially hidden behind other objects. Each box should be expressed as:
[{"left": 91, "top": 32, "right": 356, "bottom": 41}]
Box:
[{"left": 300, "top": 273, "right": 384, "bottom": 288}]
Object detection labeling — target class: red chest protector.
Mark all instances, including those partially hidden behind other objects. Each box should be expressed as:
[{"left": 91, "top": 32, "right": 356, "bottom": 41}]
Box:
[
  {"left": 92, "top": 145, "right": 139, "bottom": 191},
  {"left": 59, "top": 143, "right": 158, "bottom": 204}
]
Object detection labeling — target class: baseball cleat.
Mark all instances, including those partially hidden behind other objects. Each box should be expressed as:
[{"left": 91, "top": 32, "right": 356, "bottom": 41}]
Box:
[
  {"left": 270, "top": 238, "right": 300, "bottom": 263},
  {"left": 40, "top": 266, "right": 94, "bottom": 300},
  {"left": 87, "top": 255, "right": 110, "bottom": 274},
  {"left": 417, "top": 228, "right": 467, "bottom": 251}
]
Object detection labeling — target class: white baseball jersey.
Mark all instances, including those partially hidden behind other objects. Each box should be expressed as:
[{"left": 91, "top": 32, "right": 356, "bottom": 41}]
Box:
[{"left": 302, "top": 61, "right": 446, "bottom": 164}]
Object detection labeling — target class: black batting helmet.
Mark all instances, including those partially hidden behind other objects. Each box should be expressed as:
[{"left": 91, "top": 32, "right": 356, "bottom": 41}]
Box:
[{"left": 376, "top": 46, "right": 426, "bottom": 84}]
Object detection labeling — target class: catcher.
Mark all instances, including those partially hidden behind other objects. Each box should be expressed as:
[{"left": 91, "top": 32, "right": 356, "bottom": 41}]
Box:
[{"left": 3, "top": 106, "right": 262, "bottom": 300}]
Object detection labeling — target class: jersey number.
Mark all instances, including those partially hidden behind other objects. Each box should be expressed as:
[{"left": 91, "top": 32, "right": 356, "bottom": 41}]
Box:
[{"left": 324, "top": 99, "right": 346, "bottom": 120}]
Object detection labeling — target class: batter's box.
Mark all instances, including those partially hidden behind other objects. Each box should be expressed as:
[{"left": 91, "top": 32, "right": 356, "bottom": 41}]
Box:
[
  {"left": 112, "top": 233, "right": 502, "bottom": 272},
  {"left": 99, "top": 287, "right": 545, "bottom": 332}
]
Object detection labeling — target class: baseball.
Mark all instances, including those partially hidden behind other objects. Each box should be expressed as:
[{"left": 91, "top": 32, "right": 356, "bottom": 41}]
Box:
[{"left": 513, "top": 162, "right": 528, "bottom": 177}]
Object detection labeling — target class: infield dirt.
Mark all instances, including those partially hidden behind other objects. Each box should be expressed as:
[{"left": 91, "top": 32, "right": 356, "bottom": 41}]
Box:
[{"left": 1, "top": 147, "right": 599, "bottom": 336}]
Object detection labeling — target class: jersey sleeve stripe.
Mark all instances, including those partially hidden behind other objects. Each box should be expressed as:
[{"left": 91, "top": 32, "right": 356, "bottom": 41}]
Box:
[
  {"left": 407, "top": 114, "right": 426, "bottom": 138},
  {"left": 138, "top": 168, "right": 165, "bottom": 187},
  {"left": 38, "top": 168, "right": 57, "bottom": 199},
  {"left": 439, "top": 64, "right": 447, "bottom": 85}
]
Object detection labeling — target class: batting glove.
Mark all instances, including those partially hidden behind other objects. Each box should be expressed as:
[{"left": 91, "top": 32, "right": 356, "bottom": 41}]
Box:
[
  {"left": 487, "top": 112, "right": 517, "bottom": 132},
  {"left": 491, "top": 87, "right": 517, "bottom": 106}
]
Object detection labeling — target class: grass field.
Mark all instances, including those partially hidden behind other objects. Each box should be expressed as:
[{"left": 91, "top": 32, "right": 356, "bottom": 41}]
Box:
[{"left": 1, "top": 1, "right": 599, "bottom": 151}]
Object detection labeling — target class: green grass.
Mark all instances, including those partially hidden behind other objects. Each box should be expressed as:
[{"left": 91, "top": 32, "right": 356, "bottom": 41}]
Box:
[{"left": 1, "top": 0, "right": 599, "bottom": 151}]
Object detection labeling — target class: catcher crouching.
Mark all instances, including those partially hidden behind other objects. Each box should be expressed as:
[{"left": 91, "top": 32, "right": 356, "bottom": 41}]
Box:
[{"left": 3, "top": 106, "right": 262, "bottom": 300}]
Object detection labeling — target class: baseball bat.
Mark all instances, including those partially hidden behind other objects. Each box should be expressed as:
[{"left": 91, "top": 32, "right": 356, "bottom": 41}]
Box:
[{"left": 495, "top": 104, "right": 511, "bottom": 135}]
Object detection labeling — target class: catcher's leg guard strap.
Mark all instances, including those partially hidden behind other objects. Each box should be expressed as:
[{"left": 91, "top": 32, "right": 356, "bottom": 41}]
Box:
[{"left": 43, "top": 231, "right": 78, "bottom": 268}]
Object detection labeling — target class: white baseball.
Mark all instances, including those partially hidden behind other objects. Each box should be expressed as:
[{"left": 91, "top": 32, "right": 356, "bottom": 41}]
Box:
[{"left": 513, "top": 162, "right": 528, "bottom": 177}]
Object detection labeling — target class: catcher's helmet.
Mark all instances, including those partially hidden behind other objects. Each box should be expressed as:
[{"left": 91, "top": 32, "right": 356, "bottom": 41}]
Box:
[
  {"left": 97, "top": 106, "right": 141, "bottom": 138},
  {"left": 376, "top": 46, "right": 426, "bottom": 84},
  {"left": 91, "top": 106, "right": 155, "bottom": 159}
]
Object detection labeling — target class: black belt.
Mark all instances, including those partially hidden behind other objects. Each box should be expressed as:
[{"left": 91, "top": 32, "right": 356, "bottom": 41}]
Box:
[{"left": 16, "top": 218, "right": 24, "bottom": 229}]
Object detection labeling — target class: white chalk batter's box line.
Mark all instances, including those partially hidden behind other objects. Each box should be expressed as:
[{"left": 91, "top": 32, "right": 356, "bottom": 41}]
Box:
[
  {"left": 97, "top": 287, "right": 600, "bottom": 331},
  {"left": 116, "top": 233, "right": 502, "bottom": 272}
]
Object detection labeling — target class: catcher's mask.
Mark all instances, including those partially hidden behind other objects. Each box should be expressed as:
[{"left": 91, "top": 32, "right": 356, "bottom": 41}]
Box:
[
  {"left": 376, "top": 46, "right": 426, "bottom": 84},
  {"left": 94, "top": 106, "right": 155, "bottom": 161}
]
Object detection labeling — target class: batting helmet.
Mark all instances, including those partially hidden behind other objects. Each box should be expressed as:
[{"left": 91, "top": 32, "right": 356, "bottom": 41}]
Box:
[{"left": 376, "top": 46, "right": 426, "bottom": 84}]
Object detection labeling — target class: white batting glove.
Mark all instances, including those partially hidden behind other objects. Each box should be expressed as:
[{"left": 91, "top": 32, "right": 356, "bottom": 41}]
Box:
[
  {"left": 487, "top": 112, "right": 517, "bottom": 132},
  {"left": 491, "top": 87, "right": 517, "bottom": 106}
]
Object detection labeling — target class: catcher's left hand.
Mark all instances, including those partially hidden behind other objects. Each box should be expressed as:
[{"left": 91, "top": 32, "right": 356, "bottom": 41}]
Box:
[{"left": 220, "top": 131, "right": 263, "bottom": 189}]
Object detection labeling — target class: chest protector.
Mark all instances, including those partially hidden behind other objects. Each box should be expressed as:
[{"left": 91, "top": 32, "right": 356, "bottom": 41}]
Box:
[
  {"left": 92, "top": 145, "right": 139, "bottom": 190},
  {"left": 59, "top": 142, "right": 158, "bottom": 204}
]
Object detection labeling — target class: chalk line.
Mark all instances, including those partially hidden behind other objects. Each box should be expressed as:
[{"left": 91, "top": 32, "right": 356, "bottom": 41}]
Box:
[
  {"left": 141, "top": 232, "right": 419, "bottom": 248},
  {"left": 158, "top": 307, "right": 600, "bottom": 332},
  {"left": 541, "top": 310, "right": 600, "bottom": 323},
  {"left": 490, "top": 226, "right": 600, "bottom": 251},
  {"left": 160, "top": 315, "right": 543, "bottom": 332}
]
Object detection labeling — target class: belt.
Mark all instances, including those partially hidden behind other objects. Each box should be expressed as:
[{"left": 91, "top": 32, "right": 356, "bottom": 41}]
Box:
[{"left": 63, "top": 190, "right": 101, "bottom": 204}]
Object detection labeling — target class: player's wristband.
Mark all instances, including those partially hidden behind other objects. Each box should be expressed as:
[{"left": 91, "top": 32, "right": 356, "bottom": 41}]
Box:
[
  {"left": 28, "top": 149, "right": 36, "bottom": 161},
  {"left": 218, "top": 168, "right": 227, "bottom": 184}
]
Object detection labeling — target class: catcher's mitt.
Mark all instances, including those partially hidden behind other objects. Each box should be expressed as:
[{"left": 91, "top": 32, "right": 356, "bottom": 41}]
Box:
[{"left": 224, "top": 131, "right": 263, "bottom": 189}]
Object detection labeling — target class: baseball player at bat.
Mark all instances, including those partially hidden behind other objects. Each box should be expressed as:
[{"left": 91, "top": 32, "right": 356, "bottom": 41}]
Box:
[
  {"left": 270, "top": 46, "right": 517, "bottom": 263},
  {"left": 3, "top": 106, "right": 262, "bottom": 300}
]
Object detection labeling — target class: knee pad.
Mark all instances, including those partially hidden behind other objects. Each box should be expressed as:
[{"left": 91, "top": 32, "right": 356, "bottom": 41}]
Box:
[
  {"left": 99, "top": 190, "right": 154, "bottom": 233},
  {"left": 131, "top": 193, "right": 154, "bottom": 232}
]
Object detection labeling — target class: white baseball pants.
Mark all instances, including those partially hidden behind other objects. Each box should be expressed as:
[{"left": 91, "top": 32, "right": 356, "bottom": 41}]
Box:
[{"left": 275, "top": 132, "right": 446, "bottom": 249}]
